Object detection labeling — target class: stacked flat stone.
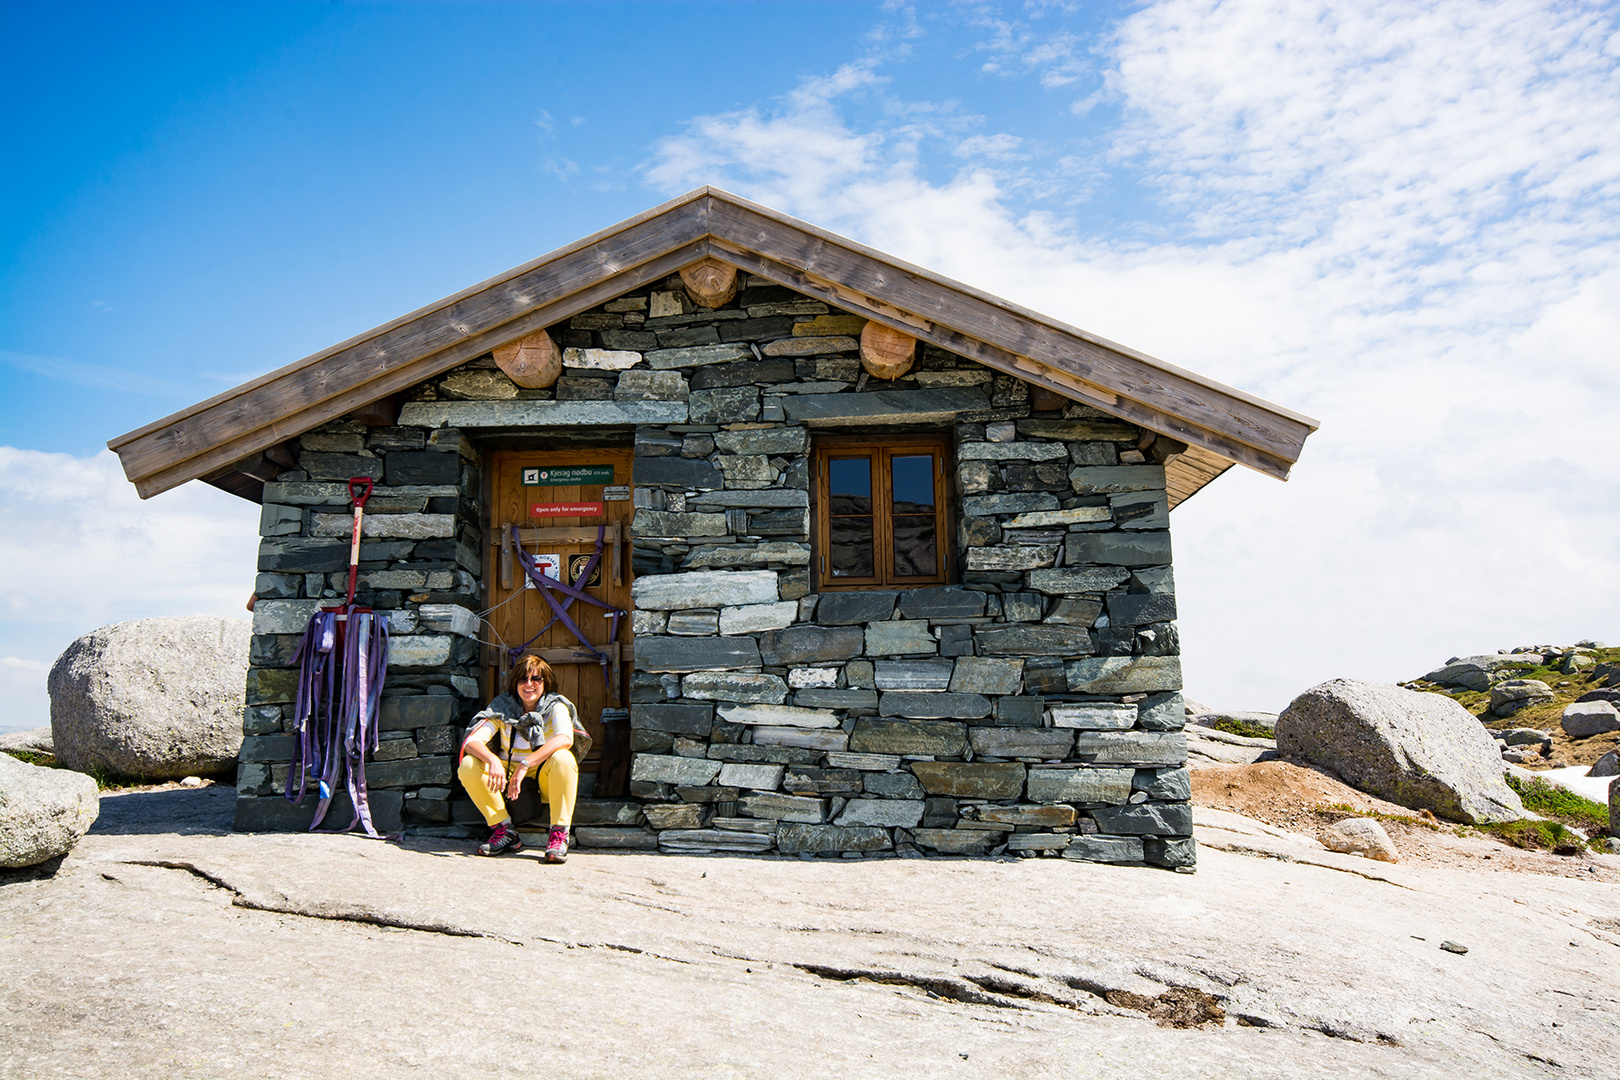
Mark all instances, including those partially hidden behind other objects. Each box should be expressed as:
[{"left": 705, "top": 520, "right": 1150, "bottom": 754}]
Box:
[{"left": 233, "top": 273, "right": 1194, "bottom": 868}]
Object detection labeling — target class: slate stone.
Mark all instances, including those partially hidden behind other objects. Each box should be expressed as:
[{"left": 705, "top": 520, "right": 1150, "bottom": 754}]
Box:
[
  {"left": 383, "top": 452, "right": 460, "bottom": 486},
  {"left": 897, "top": 586, "right": 985, "bottom": 619},
  {"left": 243, "top": 705, "right": 283, "bottom": 736},
  {"left": 792, "top": 688, "right": 879, "bottom": 710},
  {"left": 707, "top": 744, "right": 824, "bottom": 766},
  {"left": 633, "top": 456, "right": 723, "bottom": 489},
  {"left": 863, "top": 771, "right": 926, "bottom": 799},
  {"left": 399, "top": 400, "right": 689, "bottom": 428},
  {"left": 968, "top": 804, "right": 1076, "bottom": 827},
  {"left": 245, "top": 668, "right": 298, "bottom": 706},
  {"left": 666, "top": 610, "right": 720, "bottom": 635},
  {"left": 751, "top": 727, "right": 850, "bottom": 752},
  {"left": 690, "top": 387, "right": 761, "bottom": 424},
  {"left": 1001, "top": 592, "right": 1046, "bottom": 623},
  {"left": 1067, "top": 648, "right": 1184, "bottom": 689},
  {"left": 738, "top": 792, "right": 824, "bottom": 823},
  {"left": 879, "top": 692, "right": 991, "bottom": 720},
  {"left": 1064, "top": 531, "right": 1172, "bottom": 568},
  {"left": 688, "top": 489, "right": 809, "bottom": 509},
  {"left": 957, "top": 442, "right": 1070, "bottom": 462},
  {"left": 235, "top": 790, "right": 403, "bottom": 835},
  {"left": 961, "top": 493, "right": 1059, "bottom": 516},
  {"left": 238, "top": 734, "right": 296, "bottom": 763},
  {"left": 635, "top": 429, "right": 683, "bottom": 457},
  {"left": 1092, "top": 801, "right": 1194, "bottom": 836},
  {"left": 782, "top": 387, "right": 990, "bottom": 426},
  {"left": 975, "top": 625, "right": 1094, "bottom": 657},
  {"left": 630, "top": 754, "right": 724, "bottom": 786},
  {"left": 659, "top": 829, "right": 775, "bottom": 853},
  {"left": 1062, "top": 836, "right": 1145, "bottom": 863},
  {"left": 1107, "top": 592, "right": 1178, "bottom": 627},
  {"left": 250, "top": 634, "right": 301, "bottom": 668},
  {"left": 1025, "top": 766, "right": 1134, "bottom": 804},
  {"left": 299, "top": 453, "right": 385, "bottom": 483},
  {"left": 964, "top": 546, "right": 1057, "bottom": 571},
  {"left": 1143, "top": 836, "right": 1197, "bottom": 869},
  {"left": 1132, "top": 767, "right": 1192, "bottom": 801},
  {"left": 834, "top": 799, "right": 925, "bottom": 829},
  {"left": 865, "top": 621, "right": 936, "bottom": 656},
  {"left": 1136, "top": 692, "right": 1185, "bottom": 731},
  {"left": 366, "top": 756, "right": 453, "bottom": 788},
  {"left": 258, "top": 540, "right": 353, "bottom": 573},
  {"left": 631, "top": 509, "right": 729, "bottom": 538},
  {"left": 948, "top": 657, "right": 1022, "bottom": 695},
  {"left": 758, "top": 625, "right": 865, "bottom": 665},
  {"left": 777, "top": 823, "right": 892, "bottom": 854},
  {"left": 747, "top": 508, "right": 810, "bottom": 536},
  {"left": 921, "top": 797, "right": 958, "bottom": 828},
  {"left": 938, "top": 624, "right": 975, "bottom": 658},
  {"left": 815, "top": 591, "right": 897, "bottom": 625},
  {"left": 1045, "top": 598, "right": 1104, "bottom": 626},
  {"left": 644, "top": 344, "right": 752, "bottom": 369},
  {"left": 994, "top": 696, "right": 1045, "bottom": 727},
  {"left": 874, "top": 659, "right": 955, "bottom": 691},
  {"left": 634, "top": 636, "right": 763, "bottom": 673},
  {"left": 630, "top": 703, "right": 714, "bottom": 737},
  {"left": 782, "top": 767, "right": 864, "bottom": 796},
  {"left": 379, "top": 695, "right": 459, "bottom": 732},
  {"left": 907, "top": 828, "right": 998, "bottom": 854},
  {"left": 908, "top": 762, "right": 1024, "bottom": 799},
  {"left": 683, "top": 542, "right": 810, "bottom": 569},
  {"left": 968, "top": 728, "right": 1074, "bottom": 759},
  {"left": 689, "top": 360, "right": 797, "bottom": 391},
  {"left": 1071, "top": 731, "right": 1187, "bottom": 766},
  {"left": 716, "top": 763, "right": 785, "bottom": 790},
  {"left": 555, "top": 376, "right": 616, "bottom": 400},
  {"left": 1067, "top": 464, "right": 1165, "bottom": 494},
  {"left": 680, "top": 672, "right": 788, "bottom": 704},
  {"left": 717, "top": 703, "right": 840, "bottom": 729},
  {"left": 1111, "top": 491, "right": 1169, "bottom": 530},
  {"left": 632, "top": 570, "right": 779, "bottom": 610},
  {"left": 1049, "top": 703, "right": 1138, "bottom": 730},
  {"left": 1025, "top": 567, "right": 1132, "bottom": 595},
  {"left": 848, "top": 719, "right": 968, "bottom": 757}
]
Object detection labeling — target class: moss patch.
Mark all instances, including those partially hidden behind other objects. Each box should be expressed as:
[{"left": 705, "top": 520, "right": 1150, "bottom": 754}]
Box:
[{"left": 1208, "top": 715, "right": 1274, "bottom": 740}]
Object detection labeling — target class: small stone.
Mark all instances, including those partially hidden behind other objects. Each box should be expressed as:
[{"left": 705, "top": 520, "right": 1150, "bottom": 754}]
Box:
[
  {"left": 1440, "top": 941, "right": 1468, "bottom": 955},
  {"left": 1319, "top": 817, "right": 1399, "bottom": 862},
  {"left": 1561, "top": 700, "right": 1620, "bottom": 738}
]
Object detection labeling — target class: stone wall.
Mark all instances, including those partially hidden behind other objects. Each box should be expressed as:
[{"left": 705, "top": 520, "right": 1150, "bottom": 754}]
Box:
[{"left": 232, "top": 272, "right": 1193, "bottom": 869}]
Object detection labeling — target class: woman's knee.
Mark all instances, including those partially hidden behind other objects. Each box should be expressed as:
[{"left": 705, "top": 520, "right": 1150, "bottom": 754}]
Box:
[{"left": 456, "top": 754, "right": 485, "bottom": 788}]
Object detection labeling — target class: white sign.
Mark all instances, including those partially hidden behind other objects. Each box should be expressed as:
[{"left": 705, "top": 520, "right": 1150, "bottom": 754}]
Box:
[{"left": 523, "top": 552, "right": 561, "bottom": 589}]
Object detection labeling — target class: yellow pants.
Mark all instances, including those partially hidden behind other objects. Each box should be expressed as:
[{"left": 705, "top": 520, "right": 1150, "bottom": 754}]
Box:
[{"left": 457, "top": 749, "right": 578, "bottom": 829}]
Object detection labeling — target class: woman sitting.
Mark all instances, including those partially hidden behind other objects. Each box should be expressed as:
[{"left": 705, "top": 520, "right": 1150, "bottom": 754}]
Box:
[{"left": 457, "top": 654, "right": 585, "bottom": 862}]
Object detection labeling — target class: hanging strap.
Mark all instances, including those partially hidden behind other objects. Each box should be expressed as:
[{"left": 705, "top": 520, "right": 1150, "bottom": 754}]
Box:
[{"left": 507, "top": 525, "right": 624, "bottom": 690}]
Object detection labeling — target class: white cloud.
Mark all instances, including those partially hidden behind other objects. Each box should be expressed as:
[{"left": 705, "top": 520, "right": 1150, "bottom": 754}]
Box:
[
  {"left": 0, "top": 448, "right": 260, "bottom": 731},
  {"left": 645, "top": 0, "right": 1620, "bottom": 710}
]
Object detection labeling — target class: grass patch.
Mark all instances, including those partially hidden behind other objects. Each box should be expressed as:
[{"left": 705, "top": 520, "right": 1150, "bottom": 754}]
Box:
[
  {"left": 1208, "top": 716, "right": 1274, "bottom": 740},
  {"left": 2, "top": 749, "right": 144, "bottom": 790},
  {"left": 1319, "top": 803, "right": 1443, "bottom": 831},
  {"left": 1506, "top": 773, "right": 1610, "bottom": 834},
  {"left": 1476, "top": 818, "right": 1585, "bottom": 855},
  {"left": 3, "top": 749, "right": 54, "bottom": 767}
]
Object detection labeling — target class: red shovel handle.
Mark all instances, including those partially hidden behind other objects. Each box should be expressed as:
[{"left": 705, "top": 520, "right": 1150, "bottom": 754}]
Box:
[{"left": 348, "top": 476, "right": 374, "bottom": 508}]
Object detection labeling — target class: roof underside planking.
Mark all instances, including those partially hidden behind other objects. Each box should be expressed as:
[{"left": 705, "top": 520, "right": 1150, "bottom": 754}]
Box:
[{"left": 108, "top": 187, "right": 1319, "bottom": 510}]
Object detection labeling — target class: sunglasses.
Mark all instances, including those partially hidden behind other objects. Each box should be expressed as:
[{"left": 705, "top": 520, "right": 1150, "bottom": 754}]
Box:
[{"left": 517, "top": 674, "right": 544, "bottom": 684}]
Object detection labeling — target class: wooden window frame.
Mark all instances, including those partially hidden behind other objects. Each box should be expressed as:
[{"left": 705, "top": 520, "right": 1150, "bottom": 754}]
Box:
[{"left": 813, "top": 434, "right": 952, "bottom": 591}]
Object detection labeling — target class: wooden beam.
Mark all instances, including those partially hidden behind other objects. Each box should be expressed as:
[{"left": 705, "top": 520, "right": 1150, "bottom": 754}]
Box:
[
  {"left": 492, "top": 329, "right": 562, "bottom": 389},
  {"left": 678, "top": 257, "right": 738, "bottom": 308},
  {"left": 859, "top": 321, "right": 916, "bottom": 380}
]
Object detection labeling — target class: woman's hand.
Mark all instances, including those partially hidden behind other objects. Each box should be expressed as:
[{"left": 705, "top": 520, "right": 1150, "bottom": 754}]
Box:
[
  {"left": 484, "top": 764, "right": 506, "bottom": 794},
  {"left": 505, "top": 761, "right": 529, "bottom": 801}
]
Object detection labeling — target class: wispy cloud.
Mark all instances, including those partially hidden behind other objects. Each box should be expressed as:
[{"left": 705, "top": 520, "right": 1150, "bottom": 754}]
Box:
[
  {"left": 644, "top": 0, "right": 1620, "bottom": 709},
  {"left": 1, "top": 350, "right": 195, "bottom": 397}
]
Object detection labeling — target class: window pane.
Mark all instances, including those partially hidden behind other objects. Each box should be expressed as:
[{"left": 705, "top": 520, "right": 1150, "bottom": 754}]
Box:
[
  {"left": 891, "top": 454, "right": 935, "bottom": 514},
  {"left": 892, "top": 515, "right": 937, "bottom": 577},
  {"left": 829, "top": 456, "right": 872, "bottom": 514},
  {"left": 830, "top": 517, "right": 874, "bottom": 577}
]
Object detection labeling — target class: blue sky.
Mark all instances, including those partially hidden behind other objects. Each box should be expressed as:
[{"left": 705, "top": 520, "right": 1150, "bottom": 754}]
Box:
[{"left": 3, "top": 0, "right": 1618, "bottom": 731}]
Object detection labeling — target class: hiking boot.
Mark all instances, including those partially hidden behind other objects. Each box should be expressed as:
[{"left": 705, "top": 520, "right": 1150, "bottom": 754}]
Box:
[
  {"left": 478, "top": 821, "right": 522, "bottom": 856},
  {"left": 544, "top": 826, "right": 568, "bottom": 863}
]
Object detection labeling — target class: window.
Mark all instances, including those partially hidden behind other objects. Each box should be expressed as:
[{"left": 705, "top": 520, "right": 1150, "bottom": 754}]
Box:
[{"left": 814, "top": 438, "right": 950, "bottom": 589}]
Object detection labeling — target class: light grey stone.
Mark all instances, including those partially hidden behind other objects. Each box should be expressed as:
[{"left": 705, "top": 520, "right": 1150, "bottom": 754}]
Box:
[
  {"left": 717, "top": 703, "right": 841, "bottom": 729},
  {"left": 1026, "top": 767, "right": 1134, "bottom": 804},
  {"left": 388, "top": 635, "right": 455, "bottom": 668},
  {"left": 680, "top": 672, "right": 788, "bottom": 705},
  {"left": 713, "top": 427, "right": 810, "bottom": 455},
  {"left": 614, "top": 369, "right": 688, "bottom": 401},
  {"left": 777, "top": 823, "right": 892, "bottom": 853},
  {"left": 0, "top": 752, "right": 99, "bottom": 868},
  {"left": 875, "top": 659, "right": 955, "bottom": 691},
  {"left": 398, "top": 399, "right": 687, "bottom": 427},
  {"left": 835, "top": 799, "right": 924, "bottom": 828},
  {"left": 683, "top": 543, "right": 810, "bottom": 569},
  {"left": 1065, "top": 656, "right": 1183, "bottom": 694},
  {"left": 1049, "top": 703, "right": 1138, "bottom": 730},
  {"left": 666, "top": 610, "right": 720, "bottom": 637},
  {"left": 632, "top": 570, "right": 780, "bottom": 610},
  {"left": 962, "top": 493, "right": 1059, "bottom": 517},
  {"left": 658, "top": 829, "right": 775, "bottom": 853},
  {"left": 1561, "top": 700, "right": 1620, "bottom": 737},
  {"left": 739, "top": 792, "right": 824, "bottom": 823},
  {"left": 956, "top": 442, "right": 1069, "bottom": 462},
  {"left": 718, "top": 601, "right": 798, "bottom": 635},
  {"left": 788, "top": 667, "right": 839, "bottom": 689},
  {"left": 1319, "top": 817, "right": 1399, "bottom": 862},
  {"left": 1071, "top": 731, "right": 1187, "bottom": 766},
  {"left": 48, "top": 617, "right": 248, "bottom": 781},
  {"left": 631, "top": 510, "right": 729, "bottom": 538},
  {"left": 1132, "top": 767, "right": 1192, "bottom": 801},
  {"left": 1137, "top": 692, "right": 1186, "bottom": 731},
  {"left": 717, "top": 763, "right": 786, "bottom": 790},
  {"left": 1276, "top": 679, "right": 1524, "bottom": 824},
  {"left": 1002, "top": 506, "right": 1112, "bottom": 529},
  {"left": 965, "top": 546, "right": 1058, "bottom": 571},
  {"left": 865, "top": 621, "right": 938, "bottom": 657},
  {"left": 751, "top": 727, "right": 850, "bottom": 751},
  {"left": 824, "top": 751, "right": 903, "bottom": 772},
  {"left": 416, "top": 604, "right": 478, "bottom": 638},
  {"left": 310, "top": 512, "right": 457, "bottom": 539},
  {"left": 251, "top": 600, "right": 325, "bottom": 636},
  {"left": 645, "top": 344, "right": 752, "bottom": 369},
  {"left": 1489, "top": 679, "right": 1555, "bottom": 717},
  {"left": 977, "top": 626, "right": 1095, "bottom": 657},
  {"left": 687, "top": 489, "right": 809, "bottom": 509},
  {"left": 629, "top": 754, "right": 723, "bottom": 786},
  {"left": 880, "top": 692, "right": 992, "bottom": 720},
  {"left": 563, "top": 348, "right": 642, "bottom": 370}
]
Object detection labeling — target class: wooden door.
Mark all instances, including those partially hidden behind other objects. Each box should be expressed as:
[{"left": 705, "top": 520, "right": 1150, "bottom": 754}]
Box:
[{"left": 484, "top": 448, "right": 634, "bottom": 787}]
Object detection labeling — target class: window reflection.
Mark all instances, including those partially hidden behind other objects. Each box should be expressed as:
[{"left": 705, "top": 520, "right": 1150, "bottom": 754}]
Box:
[
  {"left": 890, "top": 454, "right": 935, "bottom": 514},
  {"left": 829, "top": 455, "right": 874, "bottom": 577}
]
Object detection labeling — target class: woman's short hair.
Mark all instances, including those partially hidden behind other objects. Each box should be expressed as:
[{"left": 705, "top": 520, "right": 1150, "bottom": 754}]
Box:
[{"left": 506, "top": 653, "right": 556, "bottom": 700}]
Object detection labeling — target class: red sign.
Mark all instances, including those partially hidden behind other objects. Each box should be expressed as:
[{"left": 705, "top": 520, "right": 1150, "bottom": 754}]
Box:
[{"left": 530, "top": 502, "right": 604, "bottom": 518}]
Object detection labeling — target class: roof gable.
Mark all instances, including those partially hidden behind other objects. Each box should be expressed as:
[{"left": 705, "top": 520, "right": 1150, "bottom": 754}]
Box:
[{"left": 109, "top": 187, "right": 1317, "bottom": 503}]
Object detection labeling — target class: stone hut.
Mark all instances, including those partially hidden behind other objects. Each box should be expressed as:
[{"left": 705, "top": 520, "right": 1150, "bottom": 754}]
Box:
[{"left": 109, "top": 188, "right": 1317, "bottom": 869}]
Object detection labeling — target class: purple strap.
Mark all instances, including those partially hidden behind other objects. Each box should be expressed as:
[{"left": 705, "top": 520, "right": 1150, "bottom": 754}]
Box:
[
  {"left": 507, "top": 525, "right": 624, "bottom": 690},
  {"left": 287, "top": 607, "right": 390, "bottom": 837}
]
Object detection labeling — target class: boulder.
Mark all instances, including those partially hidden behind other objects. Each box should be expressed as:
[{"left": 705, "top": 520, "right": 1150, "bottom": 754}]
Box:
[
  {"left": 1488, "top": 679, "right": 1554, "bottom": 718},
  {"left": 1319, "top": 817, "right": 1398, "bottom": 863},
  {"left": 1589, "top": 751, "right": 1619, "bottom": 779},
  {"left": 48, "top": 616, "right": 250, "bottom": 781},
  {"left": 1560, "top": 700, "right": 1620, "bottom": 738},
  {"left": 0, "top": 727, "right": 55, "bottom": 758},
  {"left": 1423, "top": 654, "right": 1538, "bottom": 692},
  {"left": 0, "top": 752, "right": 99, "bottom": 867},
  {"left": 1276, "top": 679, "right": 1523, "bottom": 824},
  {"left": 1498, "top": 727, "right": 1550, "bottom": 747}
]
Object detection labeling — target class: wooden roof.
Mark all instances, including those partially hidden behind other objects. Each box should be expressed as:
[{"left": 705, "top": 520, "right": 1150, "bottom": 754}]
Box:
[{"left": 109, "top": 187, "right": 1317, "bottom": 506}]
